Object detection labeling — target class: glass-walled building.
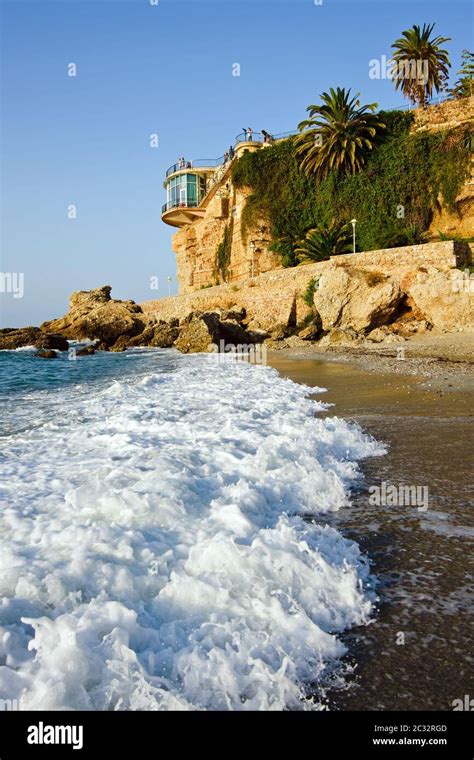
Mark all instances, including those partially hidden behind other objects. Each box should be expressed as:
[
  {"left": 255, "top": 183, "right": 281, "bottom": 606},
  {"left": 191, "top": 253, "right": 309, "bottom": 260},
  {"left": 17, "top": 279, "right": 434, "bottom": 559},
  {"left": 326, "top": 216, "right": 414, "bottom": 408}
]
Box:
[
  {"left": 162, "top": 164, "right": 216, "bottom": 228},
  {"left": 166, "top": 173, "right": 207, "bottom": 209}
]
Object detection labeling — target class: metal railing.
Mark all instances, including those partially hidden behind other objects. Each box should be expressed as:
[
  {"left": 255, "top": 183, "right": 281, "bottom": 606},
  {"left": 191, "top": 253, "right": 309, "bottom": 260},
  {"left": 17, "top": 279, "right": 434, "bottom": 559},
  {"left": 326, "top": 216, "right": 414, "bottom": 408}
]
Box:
[
  {"left": 165, "top": 131, "right": 299, "bottom": 179},
  {"left": 235, "top": 129, "right": 298, "bottom": 144},
  {"left": 162, "top": 199, "right": 201, "bottom": 214},
  {"left": 165, "top": 157, "right": 225, "bottom": 177},
  {"left": 383, "top": 93, "right": 454, "bottom": 112}
]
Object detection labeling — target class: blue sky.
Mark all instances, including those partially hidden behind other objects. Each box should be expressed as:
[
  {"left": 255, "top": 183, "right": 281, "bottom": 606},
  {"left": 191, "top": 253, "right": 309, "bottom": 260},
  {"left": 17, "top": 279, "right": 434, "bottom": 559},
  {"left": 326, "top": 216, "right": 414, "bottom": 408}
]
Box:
[{"left": 1, "top": 0, "right": 472, "bottom": 326}]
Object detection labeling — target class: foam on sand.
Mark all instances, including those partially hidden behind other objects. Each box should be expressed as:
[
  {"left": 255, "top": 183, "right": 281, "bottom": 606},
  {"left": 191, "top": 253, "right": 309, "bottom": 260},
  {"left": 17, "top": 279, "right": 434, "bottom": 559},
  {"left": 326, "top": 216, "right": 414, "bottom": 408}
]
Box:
[{"left": 0, "top": 354, "right": 384, "bottom": 710}]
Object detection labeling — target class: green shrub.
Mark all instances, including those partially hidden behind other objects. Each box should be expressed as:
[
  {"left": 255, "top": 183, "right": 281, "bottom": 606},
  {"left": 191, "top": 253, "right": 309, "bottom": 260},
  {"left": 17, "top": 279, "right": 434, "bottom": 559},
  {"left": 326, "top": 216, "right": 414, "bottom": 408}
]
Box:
[
  {"left": 231, "top": 117, "right": 472, "bottom": 264},
  {"left": 214, "top": 220, "right": 233, "bottom": 281},
  {"left": 303, "top": 277, "right": 319, "bottom": 307}
]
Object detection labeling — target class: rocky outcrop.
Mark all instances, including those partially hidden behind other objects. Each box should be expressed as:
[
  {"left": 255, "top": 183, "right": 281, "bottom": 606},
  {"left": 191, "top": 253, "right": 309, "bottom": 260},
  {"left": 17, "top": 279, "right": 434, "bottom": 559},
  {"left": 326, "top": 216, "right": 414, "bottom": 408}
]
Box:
[
  {"left": 404, "top": 266, "right": 474, "bottom": 331},
  {"left": 298, "top": 314, "right": 323, "bottom": 341},
  {"left": 0, "top": 327, "right": 69, "bottom": 351},
  {"left": 41, "top": 286, "right": 146, "bottom": 348},
  {"left": 314, "top": 264, "right": 403, "bottom": 333},
  {"left": 175, "top": 311, "right": 258, "bottom": 354},
  {"left": 110, "top": 321, "right": 180, "bottom": 352}
]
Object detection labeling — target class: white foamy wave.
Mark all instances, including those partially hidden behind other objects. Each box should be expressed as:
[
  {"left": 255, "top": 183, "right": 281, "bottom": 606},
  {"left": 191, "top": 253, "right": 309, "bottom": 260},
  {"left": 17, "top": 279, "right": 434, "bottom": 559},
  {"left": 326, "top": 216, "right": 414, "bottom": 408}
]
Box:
[
  {"left": 0, "top": 355, "right": 384, "bottom": 710},
  {"left": 0, "top": 345, "right": 38, "bottom": 352}
]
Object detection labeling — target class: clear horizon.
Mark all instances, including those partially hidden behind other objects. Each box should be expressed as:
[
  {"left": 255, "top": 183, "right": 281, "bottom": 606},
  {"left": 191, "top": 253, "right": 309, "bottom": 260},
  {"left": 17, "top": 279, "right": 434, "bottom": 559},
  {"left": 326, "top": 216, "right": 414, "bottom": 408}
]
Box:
[{"left": 1, "top": 0, "right": 472, "bottom": 327}]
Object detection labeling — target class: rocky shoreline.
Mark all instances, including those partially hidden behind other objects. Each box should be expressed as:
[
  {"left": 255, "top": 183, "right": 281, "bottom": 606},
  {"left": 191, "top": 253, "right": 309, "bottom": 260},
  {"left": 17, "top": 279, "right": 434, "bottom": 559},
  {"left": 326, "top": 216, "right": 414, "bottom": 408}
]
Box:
[{"left": 2, "top": 255, "right": 473, "bottom": 390}]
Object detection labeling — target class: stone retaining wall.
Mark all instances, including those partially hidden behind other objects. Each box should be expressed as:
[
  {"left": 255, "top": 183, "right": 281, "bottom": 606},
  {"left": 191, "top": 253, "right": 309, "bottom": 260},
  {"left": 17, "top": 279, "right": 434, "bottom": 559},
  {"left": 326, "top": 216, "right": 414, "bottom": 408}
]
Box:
[{"left": 142, "top": 241, "right": 470, "bottom": 331}]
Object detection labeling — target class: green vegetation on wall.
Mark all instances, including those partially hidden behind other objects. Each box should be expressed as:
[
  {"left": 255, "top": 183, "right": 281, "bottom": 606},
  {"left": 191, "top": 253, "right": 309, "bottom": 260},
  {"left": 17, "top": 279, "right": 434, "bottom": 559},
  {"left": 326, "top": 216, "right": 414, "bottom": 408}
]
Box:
[
  {"left": 214, "top": 218, "right": 233, "bottom": 281},
  {"left": 231, "top": 111, "right": 472, "bottom": 264},
  {"left": 303, "top": 277, "right": 319, "bottom": 308}
]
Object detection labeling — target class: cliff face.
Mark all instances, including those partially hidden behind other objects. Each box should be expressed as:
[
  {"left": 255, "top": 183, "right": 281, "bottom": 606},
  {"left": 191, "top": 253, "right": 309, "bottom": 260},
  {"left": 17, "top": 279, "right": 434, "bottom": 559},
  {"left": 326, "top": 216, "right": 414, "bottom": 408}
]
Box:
[
  {"left": 172, "top": 170, "right": 279, "bottom": 294},
  {"left": 169, "top": 97, "right": 474, "bottom": 295}
]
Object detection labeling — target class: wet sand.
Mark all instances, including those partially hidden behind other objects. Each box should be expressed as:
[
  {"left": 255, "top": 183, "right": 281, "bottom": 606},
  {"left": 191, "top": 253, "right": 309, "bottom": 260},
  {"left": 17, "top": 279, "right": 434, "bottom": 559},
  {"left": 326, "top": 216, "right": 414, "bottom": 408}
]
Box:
[{"left": 269, "top": 354, "right": 474, "bottom": 711}]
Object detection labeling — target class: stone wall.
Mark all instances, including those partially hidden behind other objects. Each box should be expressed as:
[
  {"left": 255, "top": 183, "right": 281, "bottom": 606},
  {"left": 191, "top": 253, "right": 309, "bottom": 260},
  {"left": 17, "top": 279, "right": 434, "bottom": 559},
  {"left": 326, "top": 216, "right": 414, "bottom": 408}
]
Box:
[
  {"left": 142, "top": 241, "right": 471, "bottom": 331},
  {"left": 411, "top": 95, "right": 474, "bottom": 133}
]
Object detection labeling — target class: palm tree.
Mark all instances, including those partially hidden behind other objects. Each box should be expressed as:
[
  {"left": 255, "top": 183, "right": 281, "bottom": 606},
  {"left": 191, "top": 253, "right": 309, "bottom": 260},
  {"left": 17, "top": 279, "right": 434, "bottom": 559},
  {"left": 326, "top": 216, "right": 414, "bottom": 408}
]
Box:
[
  {"left": 295, "top": 87, "right": 386, "bottom": 180},
  {"left": 449, "top": 49, "right": 473, "bottom": 99},
  {"left": 295, "top": 220, "right": 353, "bottom": 263},
  {"left": 391, "top": 23, "right": 451, "bottom": 108}
]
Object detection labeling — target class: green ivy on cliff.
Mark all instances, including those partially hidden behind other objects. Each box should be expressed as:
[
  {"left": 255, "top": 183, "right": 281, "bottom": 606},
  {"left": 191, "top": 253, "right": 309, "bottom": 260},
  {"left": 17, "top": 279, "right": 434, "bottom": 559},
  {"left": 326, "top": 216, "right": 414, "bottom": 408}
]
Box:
[
  {"left": 214, "top": 218, "right": 233, "bottom": 281},
  {"left": 231, "top": 110, "right": 472, "bottom": 262}
]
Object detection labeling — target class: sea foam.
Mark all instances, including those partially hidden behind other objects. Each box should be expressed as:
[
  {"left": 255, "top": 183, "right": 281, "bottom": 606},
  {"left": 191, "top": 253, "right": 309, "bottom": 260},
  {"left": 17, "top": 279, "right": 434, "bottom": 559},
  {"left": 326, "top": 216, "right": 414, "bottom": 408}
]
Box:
[{"left": 0, "top": 353, "right": 384, "bottom": 710}]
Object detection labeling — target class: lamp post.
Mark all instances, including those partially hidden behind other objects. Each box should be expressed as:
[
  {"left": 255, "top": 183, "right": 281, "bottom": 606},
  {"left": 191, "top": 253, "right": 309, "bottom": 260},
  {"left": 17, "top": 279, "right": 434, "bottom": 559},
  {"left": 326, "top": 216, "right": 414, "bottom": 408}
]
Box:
[
  {"left": 250, "top": 241, "right": 255, "bottom": 278},
  {"left": 167, "top": 275, "right": 172, "bottom": 297},
  {"left": 350, "top": 219, "right": 357, "bottom": 254}
]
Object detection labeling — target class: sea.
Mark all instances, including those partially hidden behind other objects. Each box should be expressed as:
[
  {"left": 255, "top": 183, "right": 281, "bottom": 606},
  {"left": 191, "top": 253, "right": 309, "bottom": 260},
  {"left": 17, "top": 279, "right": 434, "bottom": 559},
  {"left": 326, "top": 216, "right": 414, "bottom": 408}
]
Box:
[{"left": 0, "top": 346, "right": 384, "bottom": 710}]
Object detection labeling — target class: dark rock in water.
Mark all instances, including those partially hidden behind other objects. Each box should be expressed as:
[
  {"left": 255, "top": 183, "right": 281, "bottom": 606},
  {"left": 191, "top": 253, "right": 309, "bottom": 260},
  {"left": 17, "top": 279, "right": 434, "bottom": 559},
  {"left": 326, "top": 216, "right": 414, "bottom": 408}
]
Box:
[
  {"left": 109, "top": 337, "right": 128, "bottom": 352},
  {"left": 76, "top": 346, "right": 96, "bottom": 356},
  {"left": 109, "top": 320, "right": 180, "bottom": 351},
  {"left": 36, "top": 349, "right": 57, "bottom": 359},
  {"left": 40, "top": 285, "right": 146, "bottom": 348},
  {"left": 219, "top": 319, "right": 254, "bottom": 345},
  {"left": 175, "top": 311, "right": 264, "bottom": 354},
  {"left": 175, "top": 312, "right": 221, "bottom": 354},
  {"left": 0, "top": 327, "right": 68, "bottom": 351},
  {"left": 150, "top": 322, "right": 180, "bottom": 348}
]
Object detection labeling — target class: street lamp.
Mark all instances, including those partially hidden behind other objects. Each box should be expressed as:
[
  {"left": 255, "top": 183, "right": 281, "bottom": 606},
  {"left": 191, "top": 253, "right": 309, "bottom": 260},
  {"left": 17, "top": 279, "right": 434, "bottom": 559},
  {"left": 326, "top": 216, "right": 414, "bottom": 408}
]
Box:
[
  {"left": 350, "top": 219, "right": 357, "bottom": 254},
  {"left": 249, "top": 241, "right": 255, "bottom": 278},
  {"left": 167, "top": 275, "right": 172, "bottom": 297}
]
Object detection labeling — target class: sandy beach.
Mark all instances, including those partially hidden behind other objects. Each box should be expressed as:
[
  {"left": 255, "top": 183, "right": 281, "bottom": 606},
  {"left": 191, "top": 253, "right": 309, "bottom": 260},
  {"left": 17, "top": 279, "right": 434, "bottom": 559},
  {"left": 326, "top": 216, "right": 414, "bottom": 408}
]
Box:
[
  {"left": 268, "top": 344, "right": 473, "bottom": 709},
  {"left": 270, "top": 330, "right": 474, "bottom": 393}
]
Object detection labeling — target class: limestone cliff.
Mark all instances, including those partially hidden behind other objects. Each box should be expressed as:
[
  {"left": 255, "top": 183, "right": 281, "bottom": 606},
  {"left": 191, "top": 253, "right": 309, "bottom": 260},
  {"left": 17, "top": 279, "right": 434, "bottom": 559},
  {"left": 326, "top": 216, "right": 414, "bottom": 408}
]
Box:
[
  {"left": 168, "top": 97, "right": 473, "bottom": 296},
  {"left": 172, "top": 170, "right": 279, "bottom": 293}
]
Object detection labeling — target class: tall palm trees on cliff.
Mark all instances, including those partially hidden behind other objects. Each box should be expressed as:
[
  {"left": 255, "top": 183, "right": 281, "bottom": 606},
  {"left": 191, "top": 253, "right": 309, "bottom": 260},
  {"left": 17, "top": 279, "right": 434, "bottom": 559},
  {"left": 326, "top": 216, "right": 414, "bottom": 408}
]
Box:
[
  {"left": 391, "top": 23, "right": 451, "bottom": 108},
  {"left": 295, "top": 87, "right": 386, "bottom": 181},
  {"left": 295, "top": 24, "right": 453, "bottom": 183}
]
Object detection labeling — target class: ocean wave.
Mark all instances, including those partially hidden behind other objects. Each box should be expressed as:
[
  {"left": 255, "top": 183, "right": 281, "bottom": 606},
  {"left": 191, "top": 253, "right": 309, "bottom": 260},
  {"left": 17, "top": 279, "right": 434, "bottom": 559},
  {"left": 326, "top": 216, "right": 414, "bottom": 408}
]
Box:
[{"left": 0, "top": 355, "right": 385, "bottom": 710}]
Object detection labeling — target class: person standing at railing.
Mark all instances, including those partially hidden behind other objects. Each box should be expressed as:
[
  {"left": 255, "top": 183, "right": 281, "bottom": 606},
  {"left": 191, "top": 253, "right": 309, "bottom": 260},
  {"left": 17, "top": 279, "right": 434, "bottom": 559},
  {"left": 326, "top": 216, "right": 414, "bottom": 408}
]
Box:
[
  {"left": 229, "top": 145, "right": 235, "bottom": 160},
  {"left": 224, "top": 151, "right": 229, "bottom": 164},
  {"left": 178, "top": 156, "right": 184, "bottom": 169},
  {"left": 243, "top": 127, "right": 253, "bottom": 141}
]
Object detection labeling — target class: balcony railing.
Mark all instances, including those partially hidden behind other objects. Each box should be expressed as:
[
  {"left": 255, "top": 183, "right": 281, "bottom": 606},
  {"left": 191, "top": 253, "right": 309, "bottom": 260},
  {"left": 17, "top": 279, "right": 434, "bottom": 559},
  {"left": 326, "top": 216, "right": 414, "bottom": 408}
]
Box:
[
  {"left": 162, "top": 199, "right": 201, "bottom": 214},
  {"left": 165, "top": 131, "right": 299, "bottom": 178},
  {"left": 234, "top": 129, "right": 298, "bottom": 144},
  {"left": 165, "top": 157, "right": 225, "bottom": 178}
]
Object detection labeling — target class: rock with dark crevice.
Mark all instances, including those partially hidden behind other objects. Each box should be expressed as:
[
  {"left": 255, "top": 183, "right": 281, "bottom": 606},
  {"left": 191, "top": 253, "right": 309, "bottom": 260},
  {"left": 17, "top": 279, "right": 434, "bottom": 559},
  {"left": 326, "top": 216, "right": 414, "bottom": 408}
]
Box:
[{"left": 0, "top": 327, "right": 69, "bottom": 351}]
